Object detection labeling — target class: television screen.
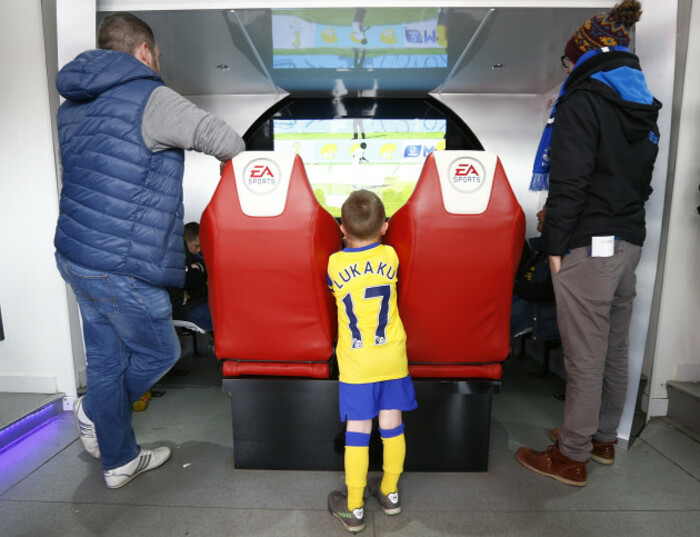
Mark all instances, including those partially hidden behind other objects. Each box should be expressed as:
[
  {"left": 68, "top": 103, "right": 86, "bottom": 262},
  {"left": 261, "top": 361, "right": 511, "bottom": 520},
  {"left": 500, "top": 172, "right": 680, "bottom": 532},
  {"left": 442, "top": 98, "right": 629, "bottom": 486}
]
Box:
[
  {"left": 271, "top": 8, "right": 448, "bottom": 71},
  {"left": 273, "top": 118, "right": 446, "bottom": 216}
]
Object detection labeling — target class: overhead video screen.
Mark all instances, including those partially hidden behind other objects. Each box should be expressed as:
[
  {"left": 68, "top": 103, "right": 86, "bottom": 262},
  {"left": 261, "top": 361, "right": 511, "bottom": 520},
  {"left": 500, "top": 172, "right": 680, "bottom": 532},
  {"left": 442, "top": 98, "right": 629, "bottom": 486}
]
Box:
[
  {"left": 271, "top": 8, "right": 448, "bottom": 71},
  {"left": 273, "top": 118, "right": 446, "bottom": 217}
]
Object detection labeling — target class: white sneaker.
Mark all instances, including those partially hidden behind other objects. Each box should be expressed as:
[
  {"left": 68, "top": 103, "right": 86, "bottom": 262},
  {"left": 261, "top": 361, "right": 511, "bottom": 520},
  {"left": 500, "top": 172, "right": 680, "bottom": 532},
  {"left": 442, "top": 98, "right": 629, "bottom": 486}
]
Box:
[
  {"left": 73, "top": 396, "right": 100, "bottom": 458},
  {"left": 103, "top": 447, "right": 171, "bottom": 489}
]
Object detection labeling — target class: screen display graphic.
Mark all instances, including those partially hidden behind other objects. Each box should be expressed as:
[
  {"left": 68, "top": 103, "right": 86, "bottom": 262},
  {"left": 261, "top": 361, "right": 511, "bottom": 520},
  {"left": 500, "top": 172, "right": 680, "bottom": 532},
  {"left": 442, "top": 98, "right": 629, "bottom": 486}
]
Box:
[
  {"left": 272, "top": 8, "right": 448, "bottom": 71},
  {"left": 274, "top": 118, "right": 446, "bottom": 217}
]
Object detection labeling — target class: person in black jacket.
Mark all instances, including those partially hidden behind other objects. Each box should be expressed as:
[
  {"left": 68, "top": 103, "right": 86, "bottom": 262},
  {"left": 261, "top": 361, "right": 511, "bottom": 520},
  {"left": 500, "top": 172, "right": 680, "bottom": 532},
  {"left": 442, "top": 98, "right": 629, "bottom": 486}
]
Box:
[
  {"left": 516, "top": 0, "right": 661, "bottom": 487},
  {"left": 169, "top": 222, "right": 213, "bottom": 332}
]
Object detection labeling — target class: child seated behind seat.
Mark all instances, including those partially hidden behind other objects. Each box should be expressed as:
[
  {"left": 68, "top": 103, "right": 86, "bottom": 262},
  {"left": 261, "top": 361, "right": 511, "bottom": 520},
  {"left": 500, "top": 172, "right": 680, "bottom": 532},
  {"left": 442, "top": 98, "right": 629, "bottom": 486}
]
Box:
[
  {"left": 168, "top": 222, "right": 213, "bottom": 332},
  {"left": 327, "top": 189, "right": 417, "bottom": 533}
]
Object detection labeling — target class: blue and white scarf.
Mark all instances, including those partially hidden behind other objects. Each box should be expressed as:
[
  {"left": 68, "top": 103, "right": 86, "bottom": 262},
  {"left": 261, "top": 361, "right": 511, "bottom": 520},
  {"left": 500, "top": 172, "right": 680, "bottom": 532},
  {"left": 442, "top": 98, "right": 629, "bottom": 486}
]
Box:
[{"left": 529, "top": 46, "right": 629, "bottom": 191}]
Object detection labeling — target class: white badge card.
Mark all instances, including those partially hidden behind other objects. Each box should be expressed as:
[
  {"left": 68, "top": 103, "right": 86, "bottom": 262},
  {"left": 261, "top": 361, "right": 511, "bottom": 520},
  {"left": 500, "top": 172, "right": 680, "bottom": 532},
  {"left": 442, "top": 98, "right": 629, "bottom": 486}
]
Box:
[{"left": 591, "top": 236, "right": 615, "bottom": 258}]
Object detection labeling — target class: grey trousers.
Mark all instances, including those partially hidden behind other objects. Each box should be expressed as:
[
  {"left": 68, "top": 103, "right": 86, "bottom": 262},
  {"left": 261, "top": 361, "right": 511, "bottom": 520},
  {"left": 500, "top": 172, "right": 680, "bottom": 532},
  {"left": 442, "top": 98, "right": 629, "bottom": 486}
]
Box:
[{"left": 552, "top": 240, "right": 642, "bottom": 462}]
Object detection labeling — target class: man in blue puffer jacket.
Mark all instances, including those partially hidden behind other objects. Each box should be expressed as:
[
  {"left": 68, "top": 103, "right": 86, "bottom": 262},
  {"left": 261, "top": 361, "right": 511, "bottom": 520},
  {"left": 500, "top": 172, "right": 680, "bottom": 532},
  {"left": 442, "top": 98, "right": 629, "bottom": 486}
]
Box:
[
  {"left": 54, "top": 12, "right": 244, "bottom": 488},
  {"left": 516, "top": 1, "right": 661, "bottom": 486}
]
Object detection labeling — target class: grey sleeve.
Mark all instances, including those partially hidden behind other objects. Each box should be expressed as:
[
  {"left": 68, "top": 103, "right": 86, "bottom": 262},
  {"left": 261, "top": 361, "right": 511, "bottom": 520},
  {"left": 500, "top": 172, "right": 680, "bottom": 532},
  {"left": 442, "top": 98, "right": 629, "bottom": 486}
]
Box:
[{"left": 141, "top": 86, "right": 245, "bottom": 160}]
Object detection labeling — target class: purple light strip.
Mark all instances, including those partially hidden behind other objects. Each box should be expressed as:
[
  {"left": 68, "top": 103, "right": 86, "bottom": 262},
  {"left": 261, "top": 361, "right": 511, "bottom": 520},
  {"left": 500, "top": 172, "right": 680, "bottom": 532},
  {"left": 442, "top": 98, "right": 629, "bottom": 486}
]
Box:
[{"left": 0, "top": 401, "right": 64, "bottom": 454}]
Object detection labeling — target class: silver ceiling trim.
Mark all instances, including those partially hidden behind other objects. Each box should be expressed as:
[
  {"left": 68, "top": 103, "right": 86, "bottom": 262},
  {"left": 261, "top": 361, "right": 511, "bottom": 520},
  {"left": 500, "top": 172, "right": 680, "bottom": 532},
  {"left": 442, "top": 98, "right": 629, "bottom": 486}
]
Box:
[
  {"left": 433, "top": 8, "right": 495, "bottom": 96},
  {"left": 97, "top": 1, "right": 616, "bottom": 11},
  {"left": 227, "top": 10, "right": 281, "bottom": 96}
]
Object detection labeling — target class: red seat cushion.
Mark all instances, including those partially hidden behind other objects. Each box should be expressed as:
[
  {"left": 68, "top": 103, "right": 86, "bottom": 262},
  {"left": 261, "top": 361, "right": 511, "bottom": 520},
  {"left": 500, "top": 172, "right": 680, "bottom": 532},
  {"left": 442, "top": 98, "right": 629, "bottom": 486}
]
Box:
[
  {"left": 385, "top": 151, "right": 525, "bottom": 379},
  {"left": 200, "top": 153, "right": 342, "bottom": 378}
]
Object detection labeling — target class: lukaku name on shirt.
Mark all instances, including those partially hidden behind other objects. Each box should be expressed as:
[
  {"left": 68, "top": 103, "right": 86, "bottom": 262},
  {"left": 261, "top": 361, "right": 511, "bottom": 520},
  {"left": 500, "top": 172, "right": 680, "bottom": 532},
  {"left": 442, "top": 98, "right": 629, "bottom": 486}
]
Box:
[{"left": 330, "top": 259, "right": 397, "bottom": 290}]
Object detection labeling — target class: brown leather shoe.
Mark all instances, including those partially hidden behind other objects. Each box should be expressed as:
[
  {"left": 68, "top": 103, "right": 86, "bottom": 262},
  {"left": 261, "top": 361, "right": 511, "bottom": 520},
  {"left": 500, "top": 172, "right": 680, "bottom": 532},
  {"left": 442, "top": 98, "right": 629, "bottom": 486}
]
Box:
[
  {"left": 551, "top": 428, "right": 616, "bottom": 465},
  {"left": 516, "top": 444, "right": 587, "bottom": 486}
]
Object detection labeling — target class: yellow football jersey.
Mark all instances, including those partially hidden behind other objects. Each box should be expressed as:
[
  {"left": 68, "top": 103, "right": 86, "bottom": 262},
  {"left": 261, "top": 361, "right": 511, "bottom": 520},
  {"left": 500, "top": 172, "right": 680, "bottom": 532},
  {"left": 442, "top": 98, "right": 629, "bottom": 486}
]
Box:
[{"left": 327, "top": 243, "right": 408, "bottom": 384}]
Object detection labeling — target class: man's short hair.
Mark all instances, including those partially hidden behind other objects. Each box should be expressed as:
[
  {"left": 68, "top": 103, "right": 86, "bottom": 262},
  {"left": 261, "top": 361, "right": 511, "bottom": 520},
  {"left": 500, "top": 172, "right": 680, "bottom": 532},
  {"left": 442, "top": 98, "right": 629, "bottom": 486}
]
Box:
[
  {"left": 97, "top": 12, "right": 156, "bottom": 55},
  {"left": 341, "top": 190, "right": 386, "bottom": 240},
  {"left": 184, "top": 222, "right": 200, "bottom": 242}
]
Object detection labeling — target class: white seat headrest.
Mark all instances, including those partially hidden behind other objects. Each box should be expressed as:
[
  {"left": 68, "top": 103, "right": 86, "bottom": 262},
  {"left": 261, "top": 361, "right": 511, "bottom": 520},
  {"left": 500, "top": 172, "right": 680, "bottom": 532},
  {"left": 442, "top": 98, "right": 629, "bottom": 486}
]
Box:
[
  {"left": 433, "top": 151, "right": 497, "bottom": 215},
  {"left": 232, "top": 152, "right": 297, "bottom": 217}
]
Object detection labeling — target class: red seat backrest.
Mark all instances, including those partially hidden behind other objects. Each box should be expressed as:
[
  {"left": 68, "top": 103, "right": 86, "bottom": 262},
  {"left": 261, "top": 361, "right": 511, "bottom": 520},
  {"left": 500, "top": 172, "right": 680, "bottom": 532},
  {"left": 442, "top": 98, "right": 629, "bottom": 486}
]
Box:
[
  {"left": 385, "top": 151, "right": 525, "bottom": 379},
  {"left": 200, "top": 152, "right": 342, "bottom": 378}
]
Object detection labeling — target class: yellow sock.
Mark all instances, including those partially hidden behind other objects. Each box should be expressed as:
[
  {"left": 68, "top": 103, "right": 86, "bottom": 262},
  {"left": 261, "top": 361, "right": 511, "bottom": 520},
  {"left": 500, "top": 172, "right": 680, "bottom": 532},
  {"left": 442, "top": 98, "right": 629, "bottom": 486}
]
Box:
[
  {"left": 345, "top": 445, "right": 369, "bottom": 510},
  {"left": 380, "top": 433, "right": 405, "bottom": 496}
]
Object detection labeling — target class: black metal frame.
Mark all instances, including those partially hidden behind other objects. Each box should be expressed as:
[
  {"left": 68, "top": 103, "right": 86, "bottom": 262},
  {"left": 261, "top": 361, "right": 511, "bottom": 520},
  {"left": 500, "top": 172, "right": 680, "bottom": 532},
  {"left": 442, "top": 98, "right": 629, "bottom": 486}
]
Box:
[
  {"left": 243, "top": 95, "right": 483, "bottom": 152},
  {"left": 223, "top": 377, "right": 499, "bottom": 472}
]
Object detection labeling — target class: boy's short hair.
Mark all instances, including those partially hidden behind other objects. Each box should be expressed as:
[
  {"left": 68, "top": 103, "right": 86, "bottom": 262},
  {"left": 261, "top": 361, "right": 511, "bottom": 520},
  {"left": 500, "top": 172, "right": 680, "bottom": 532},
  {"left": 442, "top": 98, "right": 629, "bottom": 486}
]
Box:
[
  {"left": 98, "top": 12, "right": 157, "bottom": 56},
  {"left": 184, "top": 222, "right": 200, "bottom": 242},
  {"left": 341, "top": 190, "right": 386, "bottom": 240}
]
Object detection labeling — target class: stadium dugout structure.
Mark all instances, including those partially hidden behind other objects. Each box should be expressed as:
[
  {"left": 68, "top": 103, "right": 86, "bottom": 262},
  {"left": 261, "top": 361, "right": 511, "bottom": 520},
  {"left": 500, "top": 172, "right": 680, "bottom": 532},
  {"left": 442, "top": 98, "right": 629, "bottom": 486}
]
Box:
[{"left": 200, "top": 151, "right": 524, "bottom": 471}]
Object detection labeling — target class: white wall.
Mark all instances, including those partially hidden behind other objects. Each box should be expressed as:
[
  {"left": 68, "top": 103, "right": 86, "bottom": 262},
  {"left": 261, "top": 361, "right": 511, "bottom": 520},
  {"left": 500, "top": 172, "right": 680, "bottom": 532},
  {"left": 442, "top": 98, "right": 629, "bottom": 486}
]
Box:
[
  {"left": 647, "top": 0, "right": 700, "bottom": 411},
  {"left": 0, "top": 0, "right": 77, "bottom": 395}
]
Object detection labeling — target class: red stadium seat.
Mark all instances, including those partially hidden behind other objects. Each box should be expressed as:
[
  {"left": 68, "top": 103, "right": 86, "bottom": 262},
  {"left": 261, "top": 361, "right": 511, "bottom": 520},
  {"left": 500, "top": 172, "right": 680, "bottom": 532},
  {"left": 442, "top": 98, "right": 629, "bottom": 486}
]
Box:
[
  {"left": 385, "top": 151, "right": 525, "bottom": 379},
  {"left": 200, "top": 152, "right": 342, "bottom": 378}
]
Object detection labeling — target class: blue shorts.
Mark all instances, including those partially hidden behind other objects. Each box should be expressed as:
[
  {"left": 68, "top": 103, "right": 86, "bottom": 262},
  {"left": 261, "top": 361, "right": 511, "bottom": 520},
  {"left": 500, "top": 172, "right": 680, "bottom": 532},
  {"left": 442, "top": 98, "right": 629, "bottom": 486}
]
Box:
[{"left": 339, "top": 376, "right": 418, "bottom": 422}]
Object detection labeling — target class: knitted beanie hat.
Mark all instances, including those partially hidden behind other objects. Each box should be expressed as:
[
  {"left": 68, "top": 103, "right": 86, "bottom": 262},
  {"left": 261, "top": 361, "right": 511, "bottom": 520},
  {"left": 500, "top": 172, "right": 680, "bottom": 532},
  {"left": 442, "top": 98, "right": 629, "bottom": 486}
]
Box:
[{"left": 564, "top": 0, "right": 643, "bottom": 64}]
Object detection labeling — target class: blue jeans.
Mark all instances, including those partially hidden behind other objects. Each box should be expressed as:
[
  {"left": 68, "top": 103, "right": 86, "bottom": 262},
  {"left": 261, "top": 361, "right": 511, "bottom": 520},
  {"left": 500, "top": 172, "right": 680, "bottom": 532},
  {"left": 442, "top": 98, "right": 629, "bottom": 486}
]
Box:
[
  {"left": 185, "top": 303, "right": 213, "bottom": 332},
  {"left": 510, "top": 297, "right": 534, "bottom": 338},
  {"left": 56, "top": 252, "right": 180, "bottom": 470}
]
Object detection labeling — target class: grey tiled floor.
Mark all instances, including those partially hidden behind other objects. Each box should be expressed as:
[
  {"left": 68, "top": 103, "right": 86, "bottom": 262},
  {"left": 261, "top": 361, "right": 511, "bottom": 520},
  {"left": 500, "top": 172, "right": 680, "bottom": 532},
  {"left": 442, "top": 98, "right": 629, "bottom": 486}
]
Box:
[{"left": 1, "top": 355, "right": 699, "bottom": 537}]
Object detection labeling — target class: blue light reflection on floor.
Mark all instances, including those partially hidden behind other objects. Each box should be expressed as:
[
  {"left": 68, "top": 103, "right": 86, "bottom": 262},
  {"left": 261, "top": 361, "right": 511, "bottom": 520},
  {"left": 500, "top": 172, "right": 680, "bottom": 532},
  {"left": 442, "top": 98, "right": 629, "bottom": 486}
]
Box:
[{"left": 0, "top": 404, "right": 62, "bottom": 455}]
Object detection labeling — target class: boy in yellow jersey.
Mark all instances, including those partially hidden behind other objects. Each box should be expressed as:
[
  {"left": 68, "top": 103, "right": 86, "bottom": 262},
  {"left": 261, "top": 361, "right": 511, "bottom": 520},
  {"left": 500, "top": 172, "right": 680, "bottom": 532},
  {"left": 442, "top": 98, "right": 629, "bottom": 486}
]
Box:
[{"left": 327, "top": 190, "right": 417, "bottom": 533}]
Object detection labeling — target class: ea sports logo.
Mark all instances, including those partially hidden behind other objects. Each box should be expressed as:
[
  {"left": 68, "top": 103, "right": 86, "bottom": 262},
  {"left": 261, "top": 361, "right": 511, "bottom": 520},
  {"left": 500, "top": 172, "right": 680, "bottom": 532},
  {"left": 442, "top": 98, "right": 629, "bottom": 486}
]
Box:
[
  {"left": 448, "top": 158, "right": 485, "bottom": 193},
  {"left": 243, "top": 159, "right": 280, "bottom": 195}
]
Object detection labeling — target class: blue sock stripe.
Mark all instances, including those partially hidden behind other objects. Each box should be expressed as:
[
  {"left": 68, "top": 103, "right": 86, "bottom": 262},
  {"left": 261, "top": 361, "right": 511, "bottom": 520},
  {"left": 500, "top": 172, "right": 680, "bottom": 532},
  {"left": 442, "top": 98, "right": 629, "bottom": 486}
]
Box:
[
  {"left": 379, "top": 423, "right": 404, "bottom": 439},
  {"left": 345, "top": 431, "right": 371, "bottom": 447}
]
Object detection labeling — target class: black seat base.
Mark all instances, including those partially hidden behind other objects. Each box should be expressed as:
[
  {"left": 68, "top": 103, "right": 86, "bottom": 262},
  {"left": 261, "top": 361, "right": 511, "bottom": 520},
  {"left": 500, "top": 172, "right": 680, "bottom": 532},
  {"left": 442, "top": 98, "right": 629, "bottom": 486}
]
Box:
[{"left": 223, "top": 377, "right": 500, "bottom": 472}]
